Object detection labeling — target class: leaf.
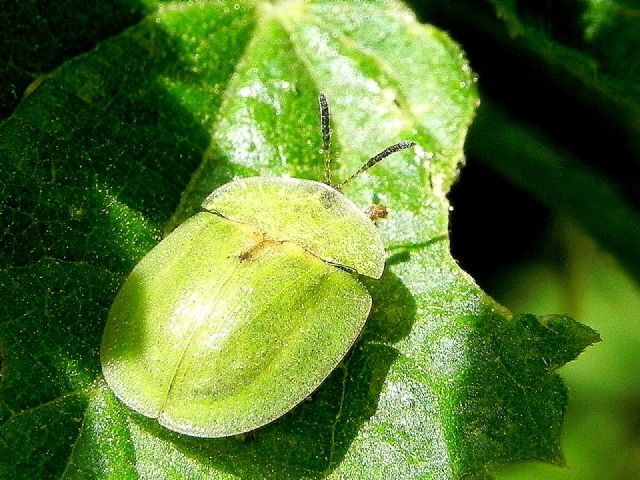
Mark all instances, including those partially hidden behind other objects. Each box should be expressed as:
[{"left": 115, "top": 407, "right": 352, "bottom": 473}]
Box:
[
  {"left": 488, "top": 0, "right": 640, "bottom": 116},
  {"left": 495, "top": 224, "right": 640, "bottom": 480},
  {"left": 413, "top": 0, "right": 640, "bottom": 145},
  {"left": 405, "top": 0, "right": 640, "bottom": 261},
  {"left": 0, "top": 1, "right": 150, "bottom": 118},
  {"left": 0, "top": 1, "right": 599, "bottom": 479}
]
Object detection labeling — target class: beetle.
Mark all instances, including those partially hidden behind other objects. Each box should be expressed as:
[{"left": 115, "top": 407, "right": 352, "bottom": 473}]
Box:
[{"left": 100, "top": 94, "right": 415, "bottom": 438}]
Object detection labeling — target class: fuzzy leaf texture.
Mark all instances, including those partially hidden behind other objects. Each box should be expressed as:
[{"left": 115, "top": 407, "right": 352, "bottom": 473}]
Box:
[{"left": 0, "top": 1, "right": 599, "bottom": 479}]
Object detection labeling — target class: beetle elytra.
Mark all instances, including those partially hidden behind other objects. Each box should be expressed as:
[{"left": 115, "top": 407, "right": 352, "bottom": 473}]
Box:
[{"left": 100, "top": 94, "right": 415, "bottom": 437}]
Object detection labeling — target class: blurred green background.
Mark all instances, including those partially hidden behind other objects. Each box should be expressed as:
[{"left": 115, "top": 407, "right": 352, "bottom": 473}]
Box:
[
  {"left": 404, "top": 1, "right": 640, "bottom": 478},
  {"left": 491, "top": 220, "right": 640, "bottom": 480}
]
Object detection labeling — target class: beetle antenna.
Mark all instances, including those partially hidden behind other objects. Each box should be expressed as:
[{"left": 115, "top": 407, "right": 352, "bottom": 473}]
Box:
[
  {"left": 318, "top": 93, "right": 332, "bottom": 185},
  {"left": 338, "top": 140, "right": 416, "bottom": 188}
]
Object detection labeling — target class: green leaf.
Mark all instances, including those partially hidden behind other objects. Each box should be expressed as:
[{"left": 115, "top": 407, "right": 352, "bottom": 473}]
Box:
[
  {"left": 409, "top": 0, "right": 640, "bottom": 159},
  {"left": 0, "top": 1, "right": 598, "bottom": 479},
  {"left": 490, "top": 223, "right": 640, "bottom": 480},
  {"left": 0, "top": 1, "right": 150, "bottom": 118},
  {"left": 488, "top": 0, "right": 640, "bottom": 116}
]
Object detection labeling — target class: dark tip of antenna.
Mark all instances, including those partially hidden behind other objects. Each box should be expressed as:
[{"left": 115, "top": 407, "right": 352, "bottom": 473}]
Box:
[
  {"left": 367, "top": 140, "right": 416, "bottom": 166},
  {"left": 380, "top": 141, "right": 416, "bottom": 155},
  {"left": 338, "top": 139, "right": 418, "bottom": 188}
]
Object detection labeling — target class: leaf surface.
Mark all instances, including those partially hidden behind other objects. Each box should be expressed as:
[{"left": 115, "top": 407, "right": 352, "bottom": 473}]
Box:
[{"left": 0, "top": 1, "right": 598, "bottom": 479}]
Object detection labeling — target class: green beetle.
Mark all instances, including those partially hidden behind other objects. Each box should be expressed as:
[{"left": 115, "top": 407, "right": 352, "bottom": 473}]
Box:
[{"left": 101, "top": 94, "right": 415, "bottom": 438}]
